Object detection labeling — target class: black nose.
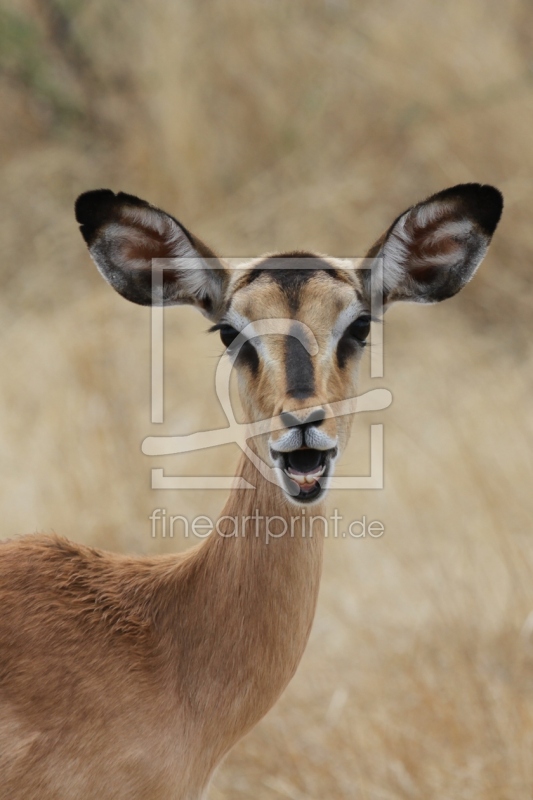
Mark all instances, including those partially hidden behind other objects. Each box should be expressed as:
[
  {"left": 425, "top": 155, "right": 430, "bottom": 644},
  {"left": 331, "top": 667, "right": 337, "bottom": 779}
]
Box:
[{"left": 280, "top": 407, "right": 325, "bottom": 429}]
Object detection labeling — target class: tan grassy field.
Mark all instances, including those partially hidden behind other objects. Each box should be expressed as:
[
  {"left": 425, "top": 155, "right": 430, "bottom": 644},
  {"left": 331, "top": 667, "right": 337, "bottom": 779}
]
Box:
[{"left": 1, "top": 1, "right": 533, "bottom": 797}]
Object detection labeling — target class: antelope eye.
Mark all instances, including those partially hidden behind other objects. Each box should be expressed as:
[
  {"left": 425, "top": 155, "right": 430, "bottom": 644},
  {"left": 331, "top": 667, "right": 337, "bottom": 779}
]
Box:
[
  {"left": 346, "top": 315, "right": 371, "bottom": 343},
  {"left": 218, "top": 325, "right": 239, "bottom": 349}
]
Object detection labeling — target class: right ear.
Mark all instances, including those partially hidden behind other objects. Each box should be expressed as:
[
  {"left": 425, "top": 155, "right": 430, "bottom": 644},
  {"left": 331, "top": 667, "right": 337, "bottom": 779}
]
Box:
[
  {"left": 360, "top": 183, "right": 503, "bottom": 309},
  {"left": 75, "top": 189, "right": 228, "bottom": 320}
]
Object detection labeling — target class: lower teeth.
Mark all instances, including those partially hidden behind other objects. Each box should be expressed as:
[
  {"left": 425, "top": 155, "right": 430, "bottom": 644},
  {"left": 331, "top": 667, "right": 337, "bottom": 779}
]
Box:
[{"left": 286, "top": 468, "right": 324, "bottom": 486}]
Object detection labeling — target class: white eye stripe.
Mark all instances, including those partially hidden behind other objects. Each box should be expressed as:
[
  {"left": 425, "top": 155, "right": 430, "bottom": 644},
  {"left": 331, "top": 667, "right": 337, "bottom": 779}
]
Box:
[
  {"left": 331, "top": 300, "right": 368, "bottom": 345},
  {"left": 223, "top": 312, "right": 250, "bottom": 333},
  {"left": 220, "top": 314, "right": 277, "bottom": 364}
]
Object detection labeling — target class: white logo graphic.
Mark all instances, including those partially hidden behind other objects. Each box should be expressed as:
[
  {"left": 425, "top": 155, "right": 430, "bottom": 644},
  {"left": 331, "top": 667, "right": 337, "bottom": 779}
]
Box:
[{"left": 142, "top": 258, "right": 391, "bottom": 490}]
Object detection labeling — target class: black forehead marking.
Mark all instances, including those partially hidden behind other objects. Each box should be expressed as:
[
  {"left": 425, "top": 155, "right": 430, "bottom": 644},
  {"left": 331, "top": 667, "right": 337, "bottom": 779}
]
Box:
[
  {"left": 242, "top": 252, "right": 349, "bottom": 312},
  {"left": 285, "top": 323, "right": 315, "bottom": 400}
]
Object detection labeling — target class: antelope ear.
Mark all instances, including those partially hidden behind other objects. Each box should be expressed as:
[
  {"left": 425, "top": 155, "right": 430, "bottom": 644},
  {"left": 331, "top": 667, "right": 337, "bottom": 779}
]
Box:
[
  {"left": 361, "top": 183, "right": 503, "bottom": 307},
  {"left": 75, "top": 189, "right": 228, "bottom": 319}
]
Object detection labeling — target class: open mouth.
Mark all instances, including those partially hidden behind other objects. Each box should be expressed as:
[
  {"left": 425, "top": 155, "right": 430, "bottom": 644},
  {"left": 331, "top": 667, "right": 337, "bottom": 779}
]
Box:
[{"left": 271, "top": 447, "right": 337, "bottom": 503}]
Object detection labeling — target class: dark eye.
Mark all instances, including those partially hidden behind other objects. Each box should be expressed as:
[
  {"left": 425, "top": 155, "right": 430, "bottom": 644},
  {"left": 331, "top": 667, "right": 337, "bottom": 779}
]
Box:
[
  {"left": 346, "top": 315, "right": 371, "bottom": 343},
  {"left": 216, "top": 324, "right": 259, "bottom": 373},
  {"left": 336, "top": 315, "right": 372, "bottom": 369},
  {"left": 218, "top": 325, "right": 239, "bottom": 349}
]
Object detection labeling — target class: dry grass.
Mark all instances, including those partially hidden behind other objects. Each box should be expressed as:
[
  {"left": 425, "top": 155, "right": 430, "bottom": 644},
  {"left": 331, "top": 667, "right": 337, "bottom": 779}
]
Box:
[{"left": 1, "top": 1, "right": 533, "bottom": 797}]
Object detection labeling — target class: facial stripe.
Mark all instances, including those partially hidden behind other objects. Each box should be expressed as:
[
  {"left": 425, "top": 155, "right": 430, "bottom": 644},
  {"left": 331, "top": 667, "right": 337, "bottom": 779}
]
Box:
[{"left": 285, "top": 324, "right": 315, "bottom": 399}]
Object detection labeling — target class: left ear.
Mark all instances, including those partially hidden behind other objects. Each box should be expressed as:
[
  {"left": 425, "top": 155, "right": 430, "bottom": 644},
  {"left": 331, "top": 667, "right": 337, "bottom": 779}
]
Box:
[
  {"left": 361, "top": 183, "right": 503, "bottom": 307},
  {"left": 75, "top": 189, "right": 229, "bottom": 320}
]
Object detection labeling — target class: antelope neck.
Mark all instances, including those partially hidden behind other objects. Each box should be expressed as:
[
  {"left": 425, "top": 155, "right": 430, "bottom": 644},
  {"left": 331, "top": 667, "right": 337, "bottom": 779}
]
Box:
[{"left": 163, "top": 452, "right": 325, "bottom": 768}]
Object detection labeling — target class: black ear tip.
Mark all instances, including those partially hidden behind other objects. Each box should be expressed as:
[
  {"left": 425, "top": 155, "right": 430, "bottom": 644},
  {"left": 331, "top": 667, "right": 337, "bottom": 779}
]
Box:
[
  {"left": 470, "top": 183, "right": 503, "bottom": 234},
  {"left": 455, "top": 183, "right": 504, "bottom": 236},
  {"left": 75, "top": 189, "right": 118, "bottom": 244},
  {"left": 75, "top": 189, "right": 152, "bottom": 245},
  {"left": 481, "top": 185, "right": 504, "bottom": 235},
  {"left": 75, "top": 189, "right": 116, "bottom": 224}
]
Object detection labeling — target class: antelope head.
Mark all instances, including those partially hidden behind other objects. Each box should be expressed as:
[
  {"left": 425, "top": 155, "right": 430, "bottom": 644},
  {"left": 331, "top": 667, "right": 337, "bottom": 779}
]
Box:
[{"left": 76, "top": 183, "right": 502, "bottom": 505}]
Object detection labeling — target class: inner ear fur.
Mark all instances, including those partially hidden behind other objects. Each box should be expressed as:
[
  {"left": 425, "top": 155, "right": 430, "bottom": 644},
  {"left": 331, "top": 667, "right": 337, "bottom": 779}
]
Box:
[
  {"left": 361, "top": 183, "right": 503, "bottom": 307},
  {"left": 75, "top": 189, "right": 228, "bottom": 318}
]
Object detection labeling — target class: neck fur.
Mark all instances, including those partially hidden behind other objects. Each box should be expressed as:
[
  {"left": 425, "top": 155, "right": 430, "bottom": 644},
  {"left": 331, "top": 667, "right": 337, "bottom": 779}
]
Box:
[{"left": 163, "top": 452, "right": 325, "bottom": 774}]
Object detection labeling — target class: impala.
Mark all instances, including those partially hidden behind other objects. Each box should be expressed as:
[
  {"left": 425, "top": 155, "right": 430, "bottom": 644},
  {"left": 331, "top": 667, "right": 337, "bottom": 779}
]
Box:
[{"left": 0, "top": 183, "right": 502, "bottom": 798}]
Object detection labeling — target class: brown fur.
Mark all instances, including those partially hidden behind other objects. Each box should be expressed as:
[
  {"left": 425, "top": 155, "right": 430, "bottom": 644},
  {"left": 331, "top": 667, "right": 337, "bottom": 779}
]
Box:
[
  {"left": 0, "top": 455, "right": 322, "bottom": 798},
  {"left": 0, "top": 183, "right": 502, "bottom": 798}
]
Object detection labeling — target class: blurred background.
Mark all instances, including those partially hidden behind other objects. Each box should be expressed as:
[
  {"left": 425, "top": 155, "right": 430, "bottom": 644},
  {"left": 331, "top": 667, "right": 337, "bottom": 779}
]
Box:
[{"left": 1, "top": 0, "right": 533, "bottom": 797}]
